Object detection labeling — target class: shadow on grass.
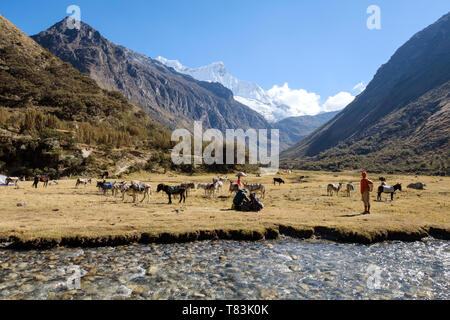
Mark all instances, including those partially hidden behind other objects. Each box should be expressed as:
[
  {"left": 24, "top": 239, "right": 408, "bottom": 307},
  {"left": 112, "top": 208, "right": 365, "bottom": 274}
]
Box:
[{"left": 338, "top": 213, "right": 367, "bottom": 218}]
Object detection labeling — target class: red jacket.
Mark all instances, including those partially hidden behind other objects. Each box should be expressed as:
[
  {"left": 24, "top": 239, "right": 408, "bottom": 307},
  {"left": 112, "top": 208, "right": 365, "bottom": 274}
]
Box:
[{"left": 360, "top": 178, "right": 373, "bottom": 193}]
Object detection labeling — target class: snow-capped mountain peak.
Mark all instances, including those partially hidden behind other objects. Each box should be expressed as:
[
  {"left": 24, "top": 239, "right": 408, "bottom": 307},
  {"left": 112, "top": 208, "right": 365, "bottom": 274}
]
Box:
[{"left": 155, "top": 56, "right": 282, "bottom": 121}]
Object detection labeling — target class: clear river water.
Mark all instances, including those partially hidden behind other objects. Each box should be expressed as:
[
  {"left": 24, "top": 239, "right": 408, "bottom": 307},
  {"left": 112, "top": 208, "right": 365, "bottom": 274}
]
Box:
[{"left": 0, "top": 237, "right": 448, "bottom": 300}]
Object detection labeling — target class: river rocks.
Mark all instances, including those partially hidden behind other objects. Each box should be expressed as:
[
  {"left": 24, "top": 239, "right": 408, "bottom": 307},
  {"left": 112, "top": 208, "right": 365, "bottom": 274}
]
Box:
[
  {"left": 32, "top": 274, "right": 47, "bottom": 281},
  {"left": 146, "top": 265, "right": 159, "bottom": 275},
  {"left": 193, "top": 292, "right": 206, "bottom": 298},
  {"left": 0, "top": 239, "right": 448, "bottom": 300},
  {"left": 288, "top": 265, "right": 299, "bottom": 272}
]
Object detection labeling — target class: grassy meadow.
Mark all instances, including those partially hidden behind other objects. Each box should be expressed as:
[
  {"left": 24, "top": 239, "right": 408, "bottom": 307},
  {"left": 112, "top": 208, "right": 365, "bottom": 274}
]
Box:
[{"left": 0, "top": 171, "right": 448, "bottom": 247}]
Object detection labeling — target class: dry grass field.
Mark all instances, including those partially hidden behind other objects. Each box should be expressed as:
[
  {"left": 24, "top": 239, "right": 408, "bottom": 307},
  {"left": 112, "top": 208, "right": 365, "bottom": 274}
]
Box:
[{"left": 0, "top": 171, "right": 449, "bottom": 247}]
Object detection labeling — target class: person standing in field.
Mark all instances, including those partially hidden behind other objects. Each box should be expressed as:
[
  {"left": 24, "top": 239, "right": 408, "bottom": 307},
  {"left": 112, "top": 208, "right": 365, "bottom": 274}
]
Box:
[{"left": 360, "top": 171, "right": 373, "bottom": 214}]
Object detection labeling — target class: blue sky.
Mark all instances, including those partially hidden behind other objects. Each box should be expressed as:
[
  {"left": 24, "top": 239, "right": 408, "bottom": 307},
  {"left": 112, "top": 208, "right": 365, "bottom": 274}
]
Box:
[{"left": 1, "top": 0, "right": 449, "bottom": 111}]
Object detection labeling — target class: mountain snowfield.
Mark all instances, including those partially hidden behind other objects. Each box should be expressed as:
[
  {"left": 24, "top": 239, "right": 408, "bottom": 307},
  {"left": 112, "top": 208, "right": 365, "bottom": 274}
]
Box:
[{"left": 156, "top": 56, "right": 364, "bottom": 122}]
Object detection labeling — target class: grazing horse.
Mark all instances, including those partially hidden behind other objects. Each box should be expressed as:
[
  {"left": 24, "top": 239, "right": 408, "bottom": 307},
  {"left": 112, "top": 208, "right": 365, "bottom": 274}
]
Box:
[
  {"left": 244, "top": 184, "right": 265, "bottom": 199},
  {"left": 273, "top": 178, "right": 285, "bottom": 185},
  {"left": 5, "top": 177, "right": 19, "bottom": 188},
  {"left": 346, "top": 183, "right": 355, "bottom": 197},
  {"left": 197, "top": 183, "right": 212, "bottom": 197},
  {"left": 180, "top": 182, "right": 195, "bottom": 198},
  {"left": 121, "top": 182, "right": 152, "bottom": 203},
  {"left": 229, "top": 181, "right": 240, "bottom": 195},
  {"left": 157, "top": 184, "right": 186, "bottom": 204},
  {"left": 197, "top": 182, "right": 219, "bottom": 198},
  {"left": 327, "top": 183, "right": 343, "bottom": 196},
  {"left": 75, "top": 178, "right": 92, "bottom": 188},
  {"left": 377, "top": 183, "right": 402, "bottom": 201}
]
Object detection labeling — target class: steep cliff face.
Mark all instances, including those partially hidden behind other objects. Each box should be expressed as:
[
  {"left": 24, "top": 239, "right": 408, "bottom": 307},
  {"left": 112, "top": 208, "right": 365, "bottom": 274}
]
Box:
[
  {"left": 281, "top": 13, "right": 450, "bottom": 175},
  {"left": 32, "top": 18, "right": 271, "bottom": 132}
]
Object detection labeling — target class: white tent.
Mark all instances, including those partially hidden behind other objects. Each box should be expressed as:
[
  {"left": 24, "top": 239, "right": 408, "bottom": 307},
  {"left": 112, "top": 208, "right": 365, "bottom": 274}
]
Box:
[{"left": 0, "top": 175, "right": 13, "bottom": 186}]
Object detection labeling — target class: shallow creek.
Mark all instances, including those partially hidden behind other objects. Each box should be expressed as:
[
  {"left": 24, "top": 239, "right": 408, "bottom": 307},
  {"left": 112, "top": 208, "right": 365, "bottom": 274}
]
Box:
[{"left": 0, "top": 237, "right": 448, "bottom": 300}]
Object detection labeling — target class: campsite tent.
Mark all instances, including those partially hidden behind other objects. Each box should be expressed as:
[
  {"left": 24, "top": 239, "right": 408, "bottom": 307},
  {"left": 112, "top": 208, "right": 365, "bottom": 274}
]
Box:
[{"left": 0, "top": 175, "right": 13, "bottom": 186}]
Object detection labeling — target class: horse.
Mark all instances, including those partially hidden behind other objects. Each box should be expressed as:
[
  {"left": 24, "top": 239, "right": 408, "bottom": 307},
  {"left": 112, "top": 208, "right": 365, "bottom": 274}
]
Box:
[
  {"left": 112, "top": 181, "right": 128, "bottom": 197},
  {"left": 197, "top": 182, "right": 219, "bottom": 198},
  {"left": 327, "top": 183, "right": 343, "bottom": 196},
  {"left": 216, "top": 181, "right": 223, "bottom": 194},
  {"left": 32, "top": 175, "right": 49, "bottom": 188},
  {"left": 213, "top": 176, "right": 228, "bottom": 184},
  {"left": 206, "top": 181, "right": 220, "bottom": 198},
  {"left": 273, "top": 178, "right": 285, "bottom": 185},
  {"left": 157, "top": 184, "right": 186, "bottom": 204},
  {"left": 377, "top": 183, "right": 402, "bottom": 201},
  {"left": 197, "top": 183, "right": 211, "bottom": 198},
  {"left": 121, "top": 182, "right": 152, "bottom": 203},
  {"left": 180, "top": 182, "right": 195, "bottom": 198},
  {"left": 229, "top": 181, "right": 240, "bottom": 195},
  {"left": 244, "top": 183, "right": 265, "bottom": 199},
  {"left": 5, "top": 177, "right": 19, "bottom": 188},
  {"left": 75, "top": 178, "right": 92, "bottom": 188},
  {"left": 346, "top": 183, "right": 355, "bottom": 197},
  {"left": 97, "top": 180, "right": 115, "bottom": 196}
]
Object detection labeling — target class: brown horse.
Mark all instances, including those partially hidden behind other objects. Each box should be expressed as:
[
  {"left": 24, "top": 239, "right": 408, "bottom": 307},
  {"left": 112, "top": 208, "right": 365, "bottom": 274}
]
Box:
[{"left": 32, "top": 175, "right": 49, "bottom": 188}]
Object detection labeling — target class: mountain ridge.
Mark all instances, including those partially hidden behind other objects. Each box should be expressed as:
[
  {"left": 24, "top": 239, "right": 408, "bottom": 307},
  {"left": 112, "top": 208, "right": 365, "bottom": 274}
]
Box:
[
  {"left": 32, "top": 18, "right": 271, "bottom": 133},
  {"left": 281, "top": 12, "right": 450, "bottom": 175}
]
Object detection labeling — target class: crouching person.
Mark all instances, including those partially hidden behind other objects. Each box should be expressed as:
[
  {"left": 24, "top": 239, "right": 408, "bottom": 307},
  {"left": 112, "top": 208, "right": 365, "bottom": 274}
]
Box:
[{"left": 232, "top": 189, "right": 264, "bottom": 212}]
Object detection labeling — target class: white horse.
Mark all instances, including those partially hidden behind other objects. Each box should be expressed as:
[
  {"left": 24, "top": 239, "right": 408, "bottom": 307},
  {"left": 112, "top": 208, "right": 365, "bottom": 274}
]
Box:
[
  {"left": 75, "top": 178, "right": 92, "bottom": 188},
  {"left": 327, "top": 183, "right": 343, "bottom": 196},
  {"left": 197, "top": 182, "right": 219, "bottom": 198},
  {"left": 121, "top": 182, "right": 152, "bottom": 203}
]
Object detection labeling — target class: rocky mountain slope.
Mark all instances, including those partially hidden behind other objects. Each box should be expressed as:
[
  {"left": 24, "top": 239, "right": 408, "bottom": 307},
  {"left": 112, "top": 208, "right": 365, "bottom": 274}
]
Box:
[
  {"left": 32, "top": 18, "right": 270, "bottom": 132},
  {"left": 0, "top": 14, "right": 171, "bottom": 177},
  {"left": 155, "top": 56, "right": 295, "bottom": 122},
  {"left": 281, "top": 12, "right": 450, "bottom": 175}
]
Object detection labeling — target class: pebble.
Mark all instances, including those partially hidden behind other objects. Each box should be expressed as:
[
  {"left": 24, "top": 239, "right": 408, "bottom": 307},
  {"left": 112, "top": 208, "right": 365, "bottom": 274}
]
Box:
[
  {"left": 33, "top": 274, "right": 47, "bottom": 281},
  {"left": 146, "top": 266, "right": 159, "bottom": 275},
  {"left": 288, "top": 265, "right": 299, "bottom": 272}
]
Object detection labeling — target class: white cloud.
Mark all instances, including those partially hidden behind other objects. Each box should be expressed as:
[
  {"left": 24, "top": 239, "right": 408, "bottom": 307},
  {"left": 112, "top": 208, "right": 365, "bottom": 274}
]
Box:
[
  {"left": 267, "top": 83, "right": 322, "bottom": 117},
  {"left": 322, "top": 92, "right": 355, "bottom": 112},
  {"left": 266, "top": 82, "right": 356, "bottom": 117}
]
